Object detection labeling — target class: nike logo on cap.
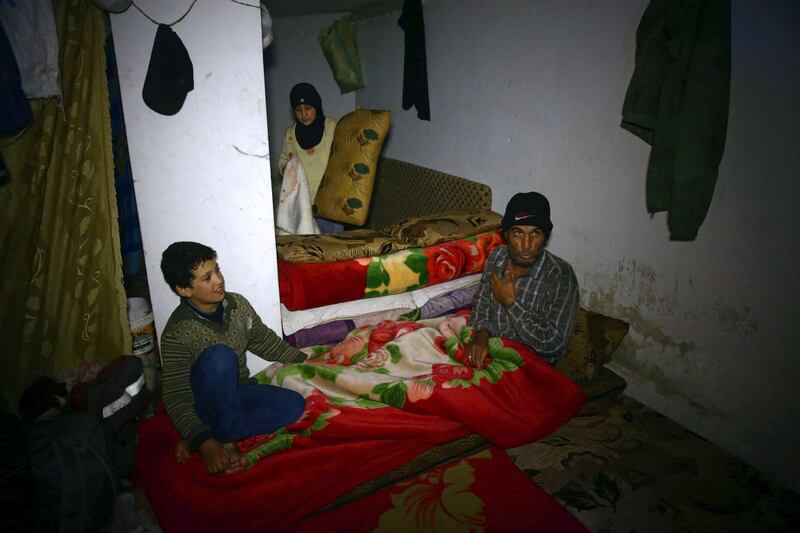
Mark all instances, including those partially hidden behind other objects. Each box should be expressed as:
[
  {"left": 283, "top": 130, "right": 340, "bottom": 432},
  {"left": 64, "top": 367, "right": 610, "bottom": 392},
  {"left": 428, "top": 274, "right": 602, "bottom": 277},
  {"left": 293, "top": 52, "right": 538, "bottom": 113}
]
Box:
[{"left": 514, "top": 212, "right": 533, "bottom": 221}]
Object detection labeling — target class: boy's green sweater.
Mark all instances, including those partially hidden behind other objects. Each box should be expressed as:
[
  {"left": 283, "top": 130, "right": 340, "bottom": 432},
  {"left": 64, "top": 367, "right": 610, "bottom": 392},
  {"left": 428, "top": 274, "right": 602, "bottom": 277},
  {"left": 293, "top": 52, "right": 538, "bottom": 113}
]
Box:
[{"left": 160, "top": 292, "right": 306, "bottom": 450}]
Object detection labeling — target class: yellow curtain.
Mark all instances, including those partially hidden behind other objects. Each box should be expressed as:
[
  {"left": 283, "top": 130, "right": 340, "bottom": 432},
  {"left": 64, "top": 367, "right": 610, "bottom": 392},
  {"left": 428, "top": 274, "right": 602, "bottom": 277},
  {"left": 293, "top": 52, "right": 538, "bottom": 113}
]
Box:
[{"left": 0, "top": 0, "right": 129, "bottom": 410}]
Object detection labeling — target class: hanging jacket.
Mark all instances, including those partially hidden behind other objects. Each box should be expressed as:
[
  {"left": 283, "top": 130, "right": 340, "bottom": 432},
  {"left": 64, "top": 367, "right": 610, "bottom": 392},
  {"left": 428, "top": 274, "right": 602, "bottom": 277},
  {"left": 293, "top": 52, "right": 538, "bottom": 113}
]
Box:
[{"left": 621, "top": 0, "right": 731, "bottom": 241}]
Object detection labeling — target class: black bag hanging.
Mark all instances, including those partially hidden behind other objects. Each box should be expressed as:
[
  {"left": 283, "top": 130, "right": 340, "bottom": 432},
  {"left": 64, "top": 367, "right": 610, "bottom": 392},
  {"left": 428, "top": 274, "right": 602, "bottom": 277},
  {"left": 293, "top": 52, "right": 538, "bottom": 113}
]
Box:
[{"left": 142, "top": 24, "right": 194, "bottom": 115}]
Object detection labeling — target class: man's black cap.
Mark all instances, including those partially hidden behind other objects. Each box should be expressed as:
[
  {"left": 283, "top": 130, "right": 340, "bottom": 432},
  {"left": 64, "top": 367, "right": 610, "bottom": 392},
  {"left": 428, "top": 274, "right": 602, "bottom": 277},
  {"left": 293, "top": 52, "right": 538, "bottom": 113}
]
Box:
[
  {"left": 501, "top": 191, "right": 553, "bottom": 236},
  {"left": 142, "top": 24, "right": 194, "bottom": 116}
]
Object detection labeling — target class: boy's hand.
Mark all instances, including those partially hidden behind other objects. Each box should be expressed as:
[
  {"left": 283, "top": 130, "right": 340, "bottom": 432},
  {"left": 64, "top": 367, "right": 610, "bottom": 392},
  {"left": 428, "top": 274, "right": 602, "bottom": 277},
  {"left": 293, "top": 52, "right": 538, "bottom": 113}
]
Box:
[
  {"left": 174, "top": 440, "right": 191, "bottom": 463},
  {"left": 305, "top": 350, "right": 330, "bottom": 363},
  {"left": 199, "top": 438, "right": 231, "bottom": 475}
]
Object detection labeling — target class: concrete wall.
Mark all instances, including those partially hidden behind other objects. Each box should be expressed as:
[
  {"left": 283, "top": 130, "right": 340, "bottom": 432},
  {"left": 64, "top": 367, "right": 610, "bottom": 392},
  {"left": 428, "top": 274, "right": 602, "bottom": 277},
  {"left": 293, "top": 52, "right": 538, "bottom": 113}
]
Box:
[
  {"left": 266, "top": 0, "right": 800, "bottom": 490},
  {"left": 111, "top": 1, "right": 279, "bottom": 373},
  {"left": 265, "top": 13, "right": 357, "bottom": 202}
]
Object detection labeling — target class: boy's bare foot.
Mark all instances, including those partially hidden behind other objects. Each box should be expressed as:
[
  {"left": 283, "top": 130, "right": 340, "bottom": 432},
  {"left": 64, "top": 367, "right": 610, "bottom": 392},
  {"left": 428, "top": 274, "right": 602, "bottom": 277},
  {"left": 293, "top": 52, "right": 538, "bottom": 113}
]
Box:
[
  {"left": 174, "top": 440, "right": 190, "bottom": 463},
  {"left": 224, "top": 457, "right": 247, "bottom": 475},
  {"left": 221, "top": 442, "right": 241, "bottom": 464},
  {"left": 221, "top": 442, "right": 246, "bottom": 474},
  {"left": 191, "top": 438, "right": 246, "bottom": 475}
]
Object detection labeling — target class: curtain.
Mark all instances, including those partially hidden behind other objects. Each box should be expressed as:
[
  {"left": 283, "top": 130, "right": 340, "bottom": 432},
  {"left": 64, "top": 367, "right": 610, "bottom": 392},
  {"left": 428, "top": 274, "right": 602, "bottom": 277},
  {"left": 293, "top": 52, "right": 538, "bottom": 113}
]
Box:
[{"left": 0, "top": 0, "right": 129, "bottom": 410}]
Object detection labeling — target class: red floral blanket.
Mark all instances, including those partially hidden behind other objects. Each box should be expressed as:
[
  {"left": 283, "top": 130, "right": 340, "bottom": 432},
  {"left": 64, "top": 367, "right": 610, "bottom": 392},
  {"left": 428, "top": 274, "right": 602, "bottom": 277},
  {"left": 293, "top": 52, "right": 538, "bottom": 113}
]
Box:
[
  {"left": 294, "top": 447, "right": 587, "bottom": 532},
  {"left": 278, "top": 230, "right": 504, "bottom": 311},
  {"left": 134, "top": 317, "right": 584, "bottom": 531}
]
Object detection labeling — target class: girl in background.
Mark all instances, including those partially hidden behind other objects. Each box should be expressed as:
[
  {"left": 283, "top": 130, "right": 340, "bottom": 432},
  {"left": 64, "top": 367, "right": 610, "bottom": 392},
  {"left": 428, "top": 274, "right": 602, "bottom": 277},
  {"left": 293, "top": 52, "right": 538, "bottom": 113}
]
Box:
[{"left": 278, "top": 82, "right": 342, "bottom": 233}]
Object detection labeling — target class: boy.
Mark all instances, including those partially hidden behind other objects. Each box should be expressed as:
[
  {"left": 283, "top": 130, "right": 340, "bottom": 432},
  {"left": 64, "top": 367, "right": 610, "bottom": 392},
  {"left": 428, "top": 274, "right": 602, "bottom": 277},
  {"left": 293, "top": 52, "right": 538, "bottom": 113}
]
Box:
[{"left": 160, "top": 241, "right": 307, "bottom": 475}]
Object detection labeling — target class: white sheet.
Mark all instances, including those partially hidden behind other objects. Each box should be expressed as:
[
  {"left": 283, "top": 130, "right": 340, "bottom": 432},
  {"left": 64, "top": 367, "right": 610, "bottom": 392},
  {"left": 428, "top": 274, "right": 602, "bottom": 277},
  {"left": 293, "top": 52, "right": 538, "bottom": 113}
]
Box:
[
  {"left": 275, "top": 155, "right": 319, "bottom": 236},
  {"left": 280, "top": 273, "right": 482, "bottom": 335}
]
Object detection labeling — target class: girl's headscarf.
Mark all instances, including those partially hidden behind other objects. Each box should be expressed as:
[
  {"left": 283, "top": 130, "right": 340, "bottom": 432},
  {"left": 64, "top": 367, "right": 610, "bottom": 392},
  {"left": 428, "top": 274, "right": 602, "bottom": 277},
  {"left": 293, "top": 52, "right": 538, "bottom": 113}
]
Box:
[{"left": 290, "top": 82, "right": 325, "bottom": 149}]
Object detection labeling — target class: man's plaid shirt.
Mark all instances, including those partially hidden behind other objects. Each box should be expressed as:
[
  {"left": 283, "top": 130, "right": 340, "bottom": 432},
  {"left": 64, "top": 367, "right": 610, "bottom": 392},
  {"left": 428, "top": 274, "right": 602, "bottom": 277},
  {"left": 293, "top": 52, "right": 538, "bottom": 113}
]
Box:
[{"left": 471, "top": 246, "right": 579, "bottom": 363}]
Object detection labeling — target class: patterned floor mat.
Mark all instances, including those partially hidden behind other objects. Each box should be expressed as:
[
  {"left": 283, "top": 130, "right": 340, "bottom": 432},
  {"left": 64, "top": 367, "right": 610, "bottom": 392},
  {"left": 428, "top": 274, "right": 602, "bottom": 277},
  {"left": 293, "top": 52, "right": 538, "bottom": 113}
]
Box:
[{"left": 508, "top": 394, "right": 800, "bottom": 532}]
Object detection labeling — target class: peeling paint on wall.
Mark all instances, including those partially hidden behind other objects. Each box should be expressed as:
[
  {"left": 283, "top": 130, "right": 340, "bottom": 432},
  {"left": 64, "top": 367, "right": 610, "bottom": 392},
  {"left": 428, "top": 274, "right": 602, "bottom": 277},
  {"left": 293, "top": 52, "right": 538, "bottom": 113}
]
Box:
[
  {"left": 579, "top": 257, "right": 760, "bottom": 418},
  {"left": 714, "top": 302, "right": 759, "bottom": 337},
  {"left": 582, "top": 258, "right": 759, "bottom": 354},
  {"left": 584, "top": 258, "right": 691, "bottom": 353}
]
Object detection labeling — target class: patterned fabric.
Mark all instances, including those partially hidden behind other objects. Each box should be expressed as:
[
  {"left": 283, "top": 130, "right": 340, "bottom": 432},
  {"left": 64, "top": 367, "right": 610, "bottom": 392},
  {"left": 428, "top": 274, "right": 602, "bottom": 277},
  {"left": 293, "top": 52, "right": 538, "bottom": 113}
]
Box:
[
  {"left": 313, "top": 108, "right": 391, "bottom": 226},
  {"left": 278, "top": 231, "right": 504, "bottom": 311},
  {"left": 384, "top": 208, "right": 501, "bottom": 245},
  {"left": 280, "top": 274, "right": 481, "bottom": 336},
  {"left": 266, "top": 316, "right": 520, "bottom": 413},
  {"left": 509, "top": 394, "right": 800, "bottom": 532},
  {"left": 276, "top": 209, "right": 501, "bottom": 263},
  {"left": 0, "top": 0, "right": 129, "bottom": 408},
  {"left": 277, "top": 228, "right": 395, "bottom": 263},
  {"left": 135, "top": 318, "right": 584, "bottom": 532},
  {"left": 160, "top": 292, "right": 306, "bottom": 450},
  {"left": 283, "top": 285, "right": 479, "bottom": 349},
  {"left": 471, "top": 246, "right": 580, "bottom": 363},
  {"left": 295, "top": 448, "right": 587, "bottom": 532},
  {"left": 256, "top": 314, "right": 584, "bottom": 453},
  {"left": 363, "top": 157, "right": 492, "bottom": 232},
  {"left": 556, "top": 308, "right": 630, "bottom": 382}
]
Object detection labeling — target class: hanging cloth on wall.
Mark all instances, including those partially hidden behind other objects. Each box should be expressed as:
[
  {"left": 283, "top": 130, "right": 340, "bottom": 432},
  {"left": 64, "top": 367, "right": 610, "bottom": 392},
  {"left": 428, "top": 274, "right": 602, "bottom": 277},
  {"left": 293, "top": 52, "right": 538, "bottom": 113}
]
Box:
[
  {"left": 142, "top": 24, "right": 194, "bottom": 116},
  {"left": 0, "top": 0, "right": 61, "bottom": 99},
  {"left": 0, "top": 20, "right": 32, "bottom": 132},
  {"left": 131, "top": 0, "right": 198, "bottom": 116},
  {"left": 0, "top": 0, "right": 130, "bottom": 412},
  {"left": 318, "top": 18, "right": 365, "bottom": 94},
  {"left": 621, "top": 0, "right": 731, "bottom": 241},
  {"left": 397, "top": 0, "right": 430, "bottom": 121}
]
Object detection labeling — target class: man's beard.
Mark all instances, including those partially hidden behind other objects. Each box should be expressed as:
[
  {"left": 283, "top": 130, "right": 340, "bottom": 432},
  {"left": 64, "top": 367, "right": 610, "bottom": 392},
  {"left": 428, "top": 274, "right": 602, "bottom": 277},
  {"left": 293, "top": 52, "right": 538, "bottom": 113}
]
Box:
[{"left": 508, "top": 247, "right": 536, "bottom": 267}]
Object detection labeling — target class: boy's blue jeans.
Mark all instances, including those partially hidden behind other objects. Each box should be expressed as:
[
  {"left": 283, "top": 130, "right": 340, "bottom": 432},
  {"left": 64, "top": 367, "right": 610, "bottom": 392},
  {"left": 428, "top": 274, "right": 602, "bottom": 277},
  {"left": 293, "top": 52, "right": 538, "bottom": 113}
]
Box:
[{"left": 190, "top": 344, "right": 306, "bottom": 443}]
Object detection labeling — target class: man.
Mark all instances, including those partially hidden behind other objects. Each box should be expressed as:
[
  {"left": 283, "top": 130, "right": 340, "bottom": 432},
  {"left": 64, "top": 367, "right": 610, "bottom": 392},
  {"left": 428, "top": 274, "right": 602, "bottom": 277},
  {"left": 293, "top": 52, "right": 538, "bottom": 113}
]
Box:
[
  {"left": 160, "top": 242, "right": 308, "bottom": 475},
  {"left": 466, "top": 192, "right": 579, "bottom": 368}
]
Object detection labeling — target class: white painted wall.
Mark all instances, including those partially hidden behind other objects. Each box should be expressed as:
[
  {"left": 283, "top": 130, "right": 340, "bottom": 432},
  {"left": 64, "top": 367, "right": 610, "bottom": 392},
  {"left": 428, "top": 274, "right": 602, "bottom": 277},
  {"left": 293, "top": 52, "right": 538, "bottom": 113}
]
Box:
[
  {"left": 111, "top": 1, "right": 279, "bottom": 373},
  {"left": 264, "top": 13, "right": 357, "bottom": 202},
  {"left": 267, "top": 0, "right": 800, "bottom": 490}
]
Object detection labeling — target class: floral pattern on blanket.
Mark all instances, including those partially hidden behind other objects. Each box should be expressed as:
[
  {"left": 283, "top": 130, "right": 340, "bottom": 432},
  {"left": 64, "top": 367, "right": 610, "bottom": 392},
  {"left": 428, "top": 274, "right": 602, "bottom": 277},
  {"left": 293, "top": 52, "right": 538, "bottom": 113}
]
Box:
[
  {"left": 236, "top": 389, "right": 341, "bottom": 467},
  {"left": 278, "top": 230, "right": 504, "bottom": 311},
  {"left": 238, "top": 316, "right": 539, "bottom": 468},
  {"left": 376, "top": 449, "right": 492, "bottom": 532},
  {"left": 260, "top": 315, "right": 522, "bottom": 410},
  {"left": 275, "top": 209, "right": 501, "bottom": 263},
  {"left": 364, "top": 230, "right": 504, "bottom": 298}
]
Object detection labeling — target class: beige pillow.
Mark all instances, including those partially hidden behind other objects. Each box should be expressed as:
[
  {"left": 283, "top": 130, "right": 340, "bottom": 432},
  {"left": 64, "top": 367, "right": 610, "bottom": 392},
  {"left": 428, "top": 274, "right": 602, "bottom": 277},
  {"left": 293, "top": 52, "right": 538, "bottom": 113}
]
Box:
[
  {"left": 586, "top": 310, "right": 629, "bottom": 371},
  {"left": 383, "top": 209, "right": 502, "bottom": 246},
  {"left": 313, "top": 108, "right": 391, "bottom": 226},
  {"left": 555, "top": 309, "right": 592, "bottom": 382},
  {"left": 276, "top": 229, "right": 398, "bottom": 263},
  {"left": 556, "top": 309, "right": 629, "bottom": 382}
]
